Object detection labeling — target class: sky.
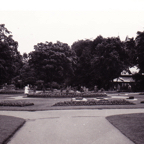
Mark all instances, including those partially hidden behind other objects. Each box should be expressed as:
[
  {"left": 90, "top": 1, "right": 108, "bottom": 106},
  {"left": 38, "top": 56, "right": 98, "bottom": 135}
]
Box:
[{"left": 0, "top": 0, "right": 144, "bottom": 54}]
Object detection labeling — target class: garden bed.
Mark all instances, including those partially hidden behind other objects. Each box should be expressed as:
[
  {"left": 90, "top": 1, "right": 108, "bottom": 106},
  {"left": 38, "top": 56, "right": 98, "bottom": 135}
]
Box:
[
  {"left": 53, "top": 99, "right": 135, "bottom": 106},
  {"left": 0, "top": 91, "right": 24, "bottom": 94},
  {"left": 28, "top": 92, "right": 107, "bottom": 98},
  {"left": 0, "top": 101, "right": 34, "bottom": 107}
]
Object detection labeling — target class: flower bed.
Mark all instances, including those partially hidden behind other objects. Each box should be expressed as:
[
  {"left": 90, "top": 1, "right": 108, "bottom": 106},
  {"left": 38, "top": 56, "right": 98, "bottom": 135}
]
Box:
[
  {"left": 0, "top": 91, "right": 24, "bottom": 94},
  {"left": 0, "top": 101, "right": 34, "bottom": 107},
  {"left": 28, "top": 92, "right": 107, "bottom": 98},
  {"left": 53, "top": 99, "right": 135, "bottom": 106}
]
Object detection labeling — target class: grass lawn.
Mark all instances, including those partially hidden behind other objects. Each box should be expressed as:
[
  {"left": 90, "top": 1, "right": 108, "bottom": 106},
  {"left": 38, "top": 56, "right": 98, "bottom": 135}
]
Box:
[
  {"left": 0, "top": 92, "right": 144, "bottom": 144},
  {"left": 106, "top": 113, "right": 144, "bottom": 144},
  {"left": 0, "top": 115, "right": 25, "bottom": 144},
  {"left": 0, "top": 92, "right": 144, "bottom": 110}
]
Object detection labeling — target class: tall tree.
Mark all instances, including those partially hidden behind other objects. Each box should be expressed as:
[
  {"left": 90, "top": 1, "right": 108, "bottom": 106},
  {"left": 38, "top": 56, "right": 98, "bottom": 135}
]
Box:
[
  {"left": 90, "top": 37, "right": 128, "bottom": 89},
  {"left": 0, "top": 24, "right": 22, "bottom": 85},
  {"left": 135, "top": 31, "right": 144, "bottom": 73},
  {"left": 71, "top": 39, "right": 93, "bottom": 87},
  {"left": 132, "top": 31, "right": 144, "bottom": 90},
  {"left": 29, "top": 41, "right": 76, "bottom": 87},
  {"left": 124, "top": 37, "right": 137, "bottom": 68},
  {"left": 72, "top": 36, "right": 129, "bottom": 89}
]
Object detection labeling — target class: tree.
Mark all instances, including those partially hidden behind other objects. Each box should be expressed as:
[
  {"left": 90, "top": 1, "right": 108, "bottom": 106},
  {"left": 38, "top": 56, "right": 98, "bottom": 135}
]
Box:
[
  {"left": 131, "top": 31, "right": 144, "bottom": 90},
  {"left": 0, "top": 24, "right": 22, "bottom": 85},
  {"left": 135, "top": 31, "right": 144, "bottom": 73},
  {"left": 124, "top": 37, "right": 137, "bottom": 68},
  {"left": 71, "top": 39, "right": 93, "bottom": 87},
  {"left": 90, "top": 37, "right": 128, "bottom": 89},
  {"left": 72, "top": 36, "right": 129, "bottom": 89},
  {"left": 29, "top": 41, "right": 76, "bottom": 87}
]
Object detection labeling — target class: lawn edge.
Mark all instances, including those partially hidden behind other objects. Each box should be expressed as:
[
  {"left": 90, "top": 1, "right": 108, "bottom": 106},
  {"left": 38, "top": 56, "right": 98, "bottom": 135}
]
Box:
[
  {"left": 2, "top": 120, "right": 26, "bottom": 144},
  {"left": 106, "top": 115, "right": 136, "bottom": 144}
]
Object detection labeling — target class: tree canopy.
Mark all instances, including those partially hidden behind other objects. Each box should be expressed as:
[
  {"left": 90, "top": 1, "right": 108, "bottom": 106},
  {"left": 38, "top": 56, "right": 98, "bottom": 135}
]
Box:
[
  {"left": 0, "top": 24, "right": 22, "bottom": 85},
  {"left": 29, "top": 41, "right": 77, "bottom": 87},
  {"left": 71, "top": 36, "right": 129, "bottom": 89},
  {"left": 1, "top": 24, "right": 144, "bottom": 91},
  {"left": 135, "top": 31, "right": 144, "bottom": 73}
]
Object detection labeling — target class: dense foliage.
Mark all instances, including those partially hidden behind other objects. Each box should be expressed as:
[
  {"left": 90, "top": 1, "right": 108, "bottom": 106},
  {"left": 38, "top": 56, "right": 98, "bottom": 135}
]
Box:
[
  {"left": 1, "top": 24, "right": 144, "bottom": 91},
  {"left": 28, "top": 41, "right": 77, "bottom": 88},
  {"left": 71, "top": 36, "right": 129, "bottom": 89},
  {"left": 0, "top": 24, "right": 22, "bottom": 85}
]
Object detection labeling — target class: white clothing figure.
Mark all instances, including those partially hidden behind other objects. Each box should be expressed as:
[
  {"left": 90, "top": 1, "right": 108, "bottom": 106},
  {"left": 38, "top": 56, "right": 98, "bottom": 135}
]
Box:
[{"left": 24, "top": 85, "right": 29, "bottom": 95}]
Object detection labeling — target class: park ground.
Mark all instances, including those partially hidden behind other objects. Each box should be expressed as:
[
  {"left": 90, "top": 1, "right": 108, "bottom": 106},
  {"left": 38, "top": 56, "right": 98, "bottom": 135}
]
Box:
[{"left": 0, "top": 92, "right": 144, "bottom": 144}]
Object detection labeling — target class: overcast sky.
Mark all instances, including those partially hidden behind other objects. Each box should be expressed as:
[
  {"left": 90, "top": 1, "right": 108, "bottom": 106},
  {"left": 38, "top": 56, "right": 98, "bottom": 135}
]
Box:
[{"left": 1, "top": 0, "right": 144, "bottom": 54}]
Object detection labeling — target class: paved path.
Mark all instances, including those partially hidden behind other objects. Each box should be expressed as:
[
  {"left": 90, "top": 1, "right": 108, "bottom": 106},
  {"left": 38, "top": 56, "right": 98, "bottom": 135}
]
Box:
[{"left": 0, "top": 109, "right": 144, "bottom": 144}]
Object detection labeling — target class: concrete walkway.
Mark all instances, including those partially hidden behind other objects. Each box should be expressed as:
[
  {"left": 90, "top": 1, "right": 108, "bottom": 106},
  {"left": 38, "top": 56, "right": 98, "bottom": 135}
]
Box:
[{"left": 0, "top": 109, "right": 144, "bottom": 144}]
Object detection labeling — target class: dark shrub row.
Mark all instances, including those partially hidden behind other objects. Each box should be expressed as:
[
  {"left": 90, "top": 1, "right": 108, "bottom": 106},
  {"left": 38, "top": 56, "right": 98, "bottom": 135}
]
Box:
[
  {"left": 28, "top": 93, "right": 107, "bottom": 98},
  {"left": 0, "top": 91, "right": 24, "bottom": 94},
  {"left": 0, "top": 101, "right": 34, "bottom": 107},
  {"left": 53, "top": 99, "right": 135, "bottom": 106}
]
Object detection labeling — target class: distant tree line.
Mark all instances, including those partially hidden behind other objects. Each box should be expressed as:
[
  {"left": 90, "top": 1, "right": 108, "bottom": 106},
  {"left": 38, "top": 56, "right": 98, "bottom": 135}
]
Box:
[{"left": 1, "top": 24, "right": 144, "bottom": 90}]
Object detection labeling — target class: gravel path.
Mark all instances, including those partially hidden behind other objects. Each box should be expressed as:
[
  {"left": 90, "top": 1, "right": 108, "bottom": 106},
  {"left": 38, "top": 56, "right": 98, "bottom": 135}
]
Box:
[{"left": 1, "top": 109, "right": 144, "bottom": 144}]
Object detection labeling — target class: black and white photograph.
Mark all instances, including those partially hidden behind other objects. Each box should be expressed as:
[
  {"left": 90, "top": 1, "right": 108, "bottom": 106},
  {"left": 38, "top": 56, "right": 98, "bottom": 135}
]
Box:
[{"left": 0, "top": 0, "right": 144, "bottom": 144}]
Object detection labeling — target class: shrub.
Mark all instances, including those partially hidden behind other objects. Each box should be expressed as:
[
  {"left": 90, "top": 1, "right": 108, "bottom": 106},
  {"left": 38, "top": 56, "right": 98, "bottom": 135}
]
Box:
[{"left": 127, "top": 96, "right": 134, "bottom": 99}]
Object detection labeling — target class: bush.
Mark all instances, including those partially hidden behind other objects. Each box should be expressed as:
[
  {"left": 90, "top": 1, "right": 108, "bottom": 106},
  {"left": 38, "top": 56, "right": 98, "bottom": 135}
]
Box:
[{"left": 127, "top": 96, "right": 134, "bottom": 99}]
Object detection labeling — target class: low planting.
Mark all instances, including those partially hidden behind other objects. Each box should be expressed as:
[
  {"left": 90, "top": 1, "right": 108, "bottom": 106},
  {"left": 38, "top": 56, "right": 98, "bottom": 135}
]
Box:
[
  {"left": 28, "top": 92, "right": 107, "bottom": 98},
  {"left": 0, "top": 100, "right": 34, "bottom": 107},
  {"left": 53, "top": 99, "right": 135, "bottom": 106},
  {"left": 0, "top": 91, "right": 24, "bottom": 94}
]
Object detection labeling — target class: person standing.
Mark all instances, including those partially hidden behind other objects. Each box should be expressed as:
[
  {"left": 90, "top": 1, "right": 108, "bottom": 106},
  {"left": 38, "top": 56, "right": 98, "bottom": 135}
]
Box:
[{"left": 24, "top": 84, "right": 29, "bottom": 96}]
